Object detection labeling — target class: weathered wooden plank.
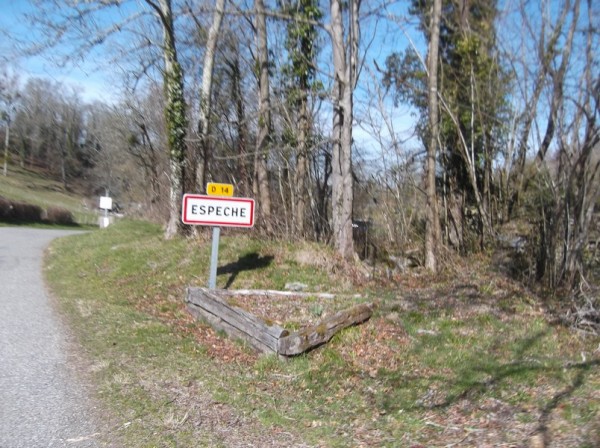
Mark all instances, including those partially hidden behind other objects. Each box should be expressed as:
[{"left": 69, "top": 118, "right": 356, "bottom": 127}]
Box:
[
  {"left": 187, "top": 287, "right": 288, "bottom": 341},
  {"left": 187, "top": 300, "right": 278, "bottom": 353},
  {"left": 187, "top": 291, "right": 282, "bottom": 352},
  {"left": 186, "top": 287, "right": 288, "bottom": 353},
  {"left": 277, "top": 303, "right": 373, "bottom": 356},
  {"left": 187, "top": 302, "right": 275, "bottom": 353}
]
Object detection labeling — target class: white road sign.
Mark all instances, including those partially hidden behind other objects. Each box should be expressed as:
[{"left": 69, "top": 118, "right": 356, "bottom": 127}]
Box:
[
  {"left": 99, "top": 196, "right": 112, "bottom": 210},
  {"left": 182, "top": 194, "right": 255, "bottom": 227}
]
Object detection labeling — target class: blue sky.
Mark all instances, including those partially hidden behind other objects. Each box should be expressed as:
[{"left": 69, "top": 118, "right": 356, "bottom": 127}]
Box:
[
  {"left": 0, "top": 0, "right": 422, "bottom": 156},
  {"left": 1, "top": 0, "right": 596, "bottom": 175},
  {"left": 1, "top": 0, "right": 118, "bottom": 102},
  {"left": 1, "top": 1, "right": 418, "bottom": 99}
]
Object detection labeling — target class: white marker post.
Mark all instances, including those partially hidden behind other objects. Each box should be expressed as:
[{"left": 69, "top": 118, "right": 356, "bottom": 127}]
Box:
[
  {"left": 182, "top": 190, "right": 255, "bottom": 289},
  {"left": 99, "top": 195, "right": 113, "bottom": 228}
]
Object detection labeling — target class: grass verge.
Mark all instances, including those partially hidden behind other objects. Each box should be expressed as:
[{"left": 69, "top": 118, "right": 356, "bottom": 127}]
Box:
[{"left": 46, "top": 220, "right": 600, "bottom": 447}]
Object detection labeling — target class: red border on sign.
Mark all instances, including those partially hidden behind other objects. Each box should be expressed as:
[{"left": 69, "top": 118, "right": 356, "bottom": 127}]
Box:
[{"left": 182, "top": 194, "right": 255, "bottom": 227}]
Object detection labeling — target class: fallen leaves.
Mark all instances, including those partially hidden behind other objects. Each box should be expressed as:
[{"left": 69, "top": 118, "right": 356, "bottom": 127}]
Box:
[{"left": 126, "top": 246, "right": 598, "bottom": 448}]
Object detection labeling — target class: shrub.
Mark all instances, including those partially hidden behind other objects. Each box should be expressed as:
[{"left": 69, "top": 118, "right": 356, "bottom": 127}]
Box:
[
  {"left": 11, "top": 201, "right": 44, "bottom": 222},
  {"left": 0, "top": 196, "right": 15, "bottom": 220},
  {"left": 44, "top": 207, "right": 76, "bottom": 225},
  {"left": 0, "top": 196, "right": 73, "bottom": 224}
]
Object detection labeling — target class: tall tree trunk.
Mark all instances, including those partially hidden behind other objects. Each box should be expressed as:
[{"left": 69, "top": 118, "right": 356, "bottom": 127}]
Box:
[
  {"left": 424, "top": 0, "right": 442, "bottom": 272},
  {"left": 154, "top": 0, "right": 189, "bottom": 239},
  {"left": 288, "top": 0, "right": 321, "bottom": 238},
  {"left": 294, "top": 94, "right": 309, "bottom": 237},
  {"left": 229, "top": 51, "right": 251, "bottom": 197},
  {"left": 255, "top": 0, "right": 273, "bottom": 232},
  {"left": 330, "top": 0, "right": 359, "bottom": 259},
  {"left": 196, "top": 0, "right": 225, "bottom": 191},
  {"left": 314, "top": 148, "right": 331, "bottom": 241}
]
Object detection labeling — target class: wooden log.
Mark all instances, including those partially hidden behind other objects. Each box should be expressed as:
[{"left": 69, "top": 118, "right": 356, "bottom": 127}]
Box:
[
  {"left": 278, "top": 303, "right": 373, "bottom": 356},
  {"left": 186, "top": 287, "right": 288, "bottom": 353}
]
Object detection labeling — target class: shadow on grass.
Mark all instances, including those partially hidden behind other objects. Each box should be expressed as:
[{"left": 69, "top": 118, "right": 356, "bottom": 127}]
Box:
[
  {"left": 433, "top": 330, "right": 552, "bottom": 407},
  {"left": 379, "top": 328, "right": 599, "bottom": 446},
  {"left": 217, "top": 252, "right": 274, "bottom": 289},
  {"left": 534, "top": 359, "right": 599, "bottom": 446},
  {"left": 394, "top": 282, "right": 526, "bottom": 319}
]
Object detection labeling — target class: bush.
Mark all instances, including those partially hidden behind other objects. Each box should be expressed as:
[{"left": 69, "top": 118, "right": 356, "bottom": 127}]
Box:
[
  {"left": 0, "top": 196, "right": 15, "bottom": 220},
  {"left": 0, "top": 197, "right": 43, "bottom": 223},
  {"left": 0, "top": 196, "right": 75, "bottom": 225},
  {"left": 44, "top": 207, "right": 76, "bottom": 225},
  {"left": 14, "top": 202, "right": 44, "bottom": 222}
]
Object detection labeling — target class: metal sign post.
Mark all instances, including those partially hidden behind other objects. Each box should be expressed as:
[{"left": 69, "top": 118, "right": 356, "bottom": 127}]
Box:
[
  {"left": 181, "top": 187, "right": 255, "bottom": 290},
  {"left": 208, "top": 227, "right": 221, "bottom": 289}
]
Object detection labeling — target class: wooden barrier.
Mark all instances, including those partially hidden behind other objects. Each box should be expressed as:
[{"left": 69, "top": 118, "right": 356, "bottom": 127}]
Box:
[
  {"left": 186, "top": 287, "right": 373, "bottom": 356},
  {"left": 186, "top": 287, "right": 288, "bottom": 353},
  {"left": 277, "top": 303, "right": 373, "bottom": 355}
]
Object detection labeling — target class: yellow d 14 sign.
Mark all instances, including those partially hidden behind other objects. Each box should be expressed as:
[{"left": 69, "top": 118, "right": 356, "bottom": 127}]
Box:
[{"left": 206, "top": 182, "right": 234, "bottom": 197}]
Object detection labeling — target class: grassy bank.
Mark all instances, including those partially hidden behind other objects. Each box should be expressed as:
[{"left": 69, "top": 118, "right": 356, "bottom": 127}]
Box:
[
  {"left": 45, "top": 220, "right": 600, "bottom": 447},
  {"left": 0, "top": 165, "right": 99, "bottom": 225}
]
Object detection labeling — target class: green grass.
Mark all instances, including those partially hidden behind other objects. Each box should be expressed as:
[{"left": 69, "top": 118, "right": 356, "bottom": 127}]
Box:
[
  {"left": 45, "top": 220, "right": 600, "bottom": 447},
  {"left": 0, "top": 165, "right": 99, "bottom": 225}
]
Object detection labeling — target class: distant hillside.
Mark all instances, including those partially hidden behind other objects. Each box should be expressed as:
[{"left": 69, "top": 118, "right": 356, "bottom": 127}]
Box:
[{"left": 0, "top": 165, "right": 99, "bottom": 225}]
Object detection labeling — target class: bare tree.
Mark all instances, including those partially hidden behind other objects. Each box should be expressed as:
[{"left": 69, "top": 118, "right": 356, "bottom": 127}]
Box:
[
  {"left": 279, "top": 0, "right": 323, "bottom": 237},
  {"left": 507, "top": 0, "right": 574, "bottom": 214},
  {"left": 85, "top": 103, "right": 136, "bottom": 200},
  {"left": 254, "top": 0, "right": 273, "bottom": 232},
  {"left": 424, "top": 0, "right": 441, "bottom": 272},
  {"left": 125, "top": 96, "right": 165, "bottom": 208},
  {"left": 498, "top": 0, "right": 598, "bottom": 289},
  {"left": 148, "top": 0, "right": 190, "bottom": 238},
  {"left": 82, "top": 93, "right": 167, "bottom": 215},
  {"left": 0, "top": 70, "right": 20, "bottom": 176},
  {"left": 20, "top": 0, "right": 190, "bottom": 237},
  {"left": 213, "top": 31, "right": 253, "bottom": 197},
  {"left": 531, "top": 0, "right": 598, "bottom": 287},
  {"left": 329, "top": 0, "right": 360, "bottom": 259},
  {"left": 192, "top": 0, "right": 226, "bottom": 190},
  {"left": 55, "top": 88, "right": 85, "bottom": 189}
]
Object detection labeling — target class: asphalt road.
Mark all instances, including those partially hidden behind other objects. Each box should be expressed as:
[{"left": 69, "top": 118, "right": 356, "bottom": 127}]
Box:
[{"left": 0, "top": 227, "right": 104, "bottom": 447}]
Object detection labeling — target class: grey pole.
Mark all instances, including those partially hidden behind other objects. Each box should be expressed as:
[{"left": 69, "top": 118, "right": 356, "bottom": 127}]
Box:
[
  {"left": 104, "top": 188, "right": 109, "bottom": 222},
  {"left": 208, "top": 226, "right": 220, "bottom": 289}
]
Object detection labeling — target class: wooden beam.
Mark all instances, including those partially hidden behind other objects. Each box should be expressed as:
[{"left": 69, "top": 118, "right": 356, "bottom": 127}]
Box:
[
  {"left": 186, "top": 287, "right": 288, "bottom": 353},
  {"left": 186, "top": 287, "right": 373, "bottom": 357},
  {"left": 277, "top": 303, "right": 373, "bottom": 356}
]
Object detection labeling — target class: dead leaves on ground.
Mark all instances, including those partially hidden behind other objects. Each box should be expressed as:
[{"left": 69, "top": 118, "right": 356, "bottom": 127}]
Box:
[{"left": 130, "top": 258, "right": 598, "bottom": 447}]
